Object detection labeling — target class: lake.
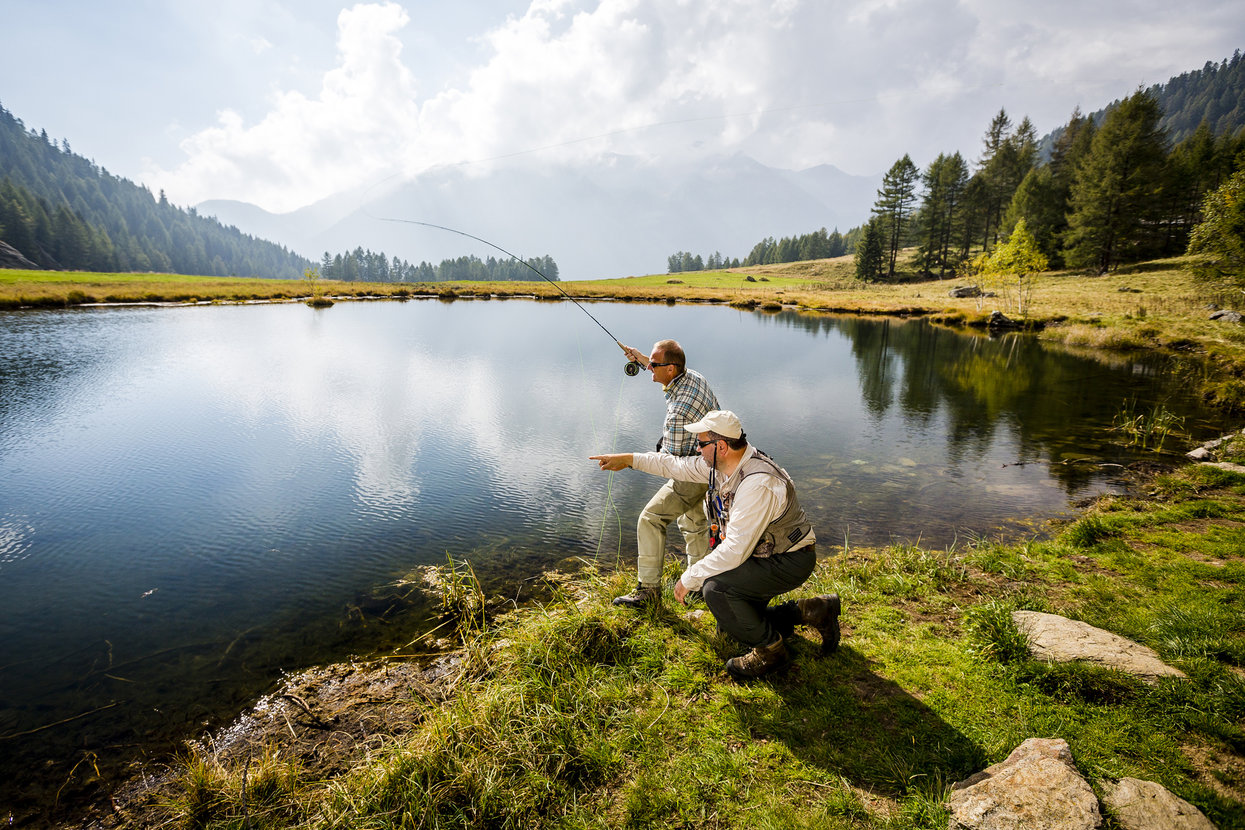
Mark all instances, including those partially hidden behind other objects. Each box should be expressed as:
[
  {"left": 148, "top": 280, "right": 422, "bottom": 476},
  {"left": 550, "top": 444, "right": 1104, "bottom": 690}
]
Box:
[{"left": 0, "top": 297, "right": 1224, "bottom": 817}]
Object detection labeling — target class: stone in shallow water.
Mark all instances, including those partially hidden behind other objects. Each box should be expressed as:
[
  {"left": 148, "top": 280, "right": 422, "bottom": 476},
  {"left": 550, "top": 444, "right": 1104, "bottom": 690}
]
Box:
[{"left": 1011, "top": 611, "right": 1185, "bottom": 683}]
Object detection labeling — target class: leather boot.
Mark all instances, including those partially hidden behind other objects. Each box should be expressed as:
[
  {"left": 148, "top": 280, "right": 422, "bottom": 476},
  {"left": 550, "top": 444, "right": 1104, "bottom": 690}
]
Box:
[
  {"left": 612, "top": 583, "right": 660, "bottom": 609},
  {"left": 796, "top": 594, "right": 841, "bottom": 654},
  {"left": 725, "top": 637, "right": 789, "bottom": 679}
]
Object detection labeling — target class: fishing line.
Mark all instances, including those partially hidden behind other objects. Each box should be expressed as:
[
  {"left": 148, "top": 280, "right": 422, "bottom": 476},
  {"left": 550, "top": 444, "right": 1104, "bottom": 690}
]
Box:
[
  {"left": 368, "top": 214, "right": 642, "bottom": 564},
  {"left": 368, "top": 214, "right": 626, "bottom": 346},
  {"left": 577, "top": 337, "right": 628, "bottom": 564}
]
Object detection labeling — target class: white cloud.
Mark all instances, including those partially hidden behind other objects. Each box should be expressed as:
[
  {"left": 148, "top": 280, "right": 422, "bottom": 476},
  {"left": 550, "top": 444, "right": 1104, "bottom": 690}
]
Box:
[
  {"left": 148, "top": 0, "right": 1245, "bottom": 212},
  {"left": 148, "top": 2, "right": 423, "bottom": 212}
]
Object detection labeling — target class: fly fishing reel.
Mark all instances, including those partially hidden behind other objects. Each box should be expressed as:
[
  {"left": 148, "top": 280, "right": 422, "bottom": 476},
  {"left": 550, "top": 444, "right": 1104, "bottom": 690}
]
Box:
[{"left": 624, "top": 360, "right": 643, "bottom": 376}]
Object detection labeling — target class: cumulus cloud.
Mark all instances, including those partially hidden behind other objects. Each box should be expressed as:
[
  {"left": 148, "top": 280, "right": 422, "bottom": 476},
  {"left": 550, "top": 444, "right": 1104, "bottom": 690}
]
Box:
[
  {"left": 149, "top": 0, "right": 1244, "bottom": 212},
  {"left": 148, "top": 2, "right": 423, "bottom": 212}
]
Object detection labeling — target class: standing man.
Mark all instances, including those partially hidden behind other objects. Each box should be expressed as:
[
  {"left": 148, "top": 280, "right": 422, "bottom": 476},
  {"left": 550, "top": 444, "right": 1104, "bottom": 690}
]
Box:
[
  {"left": 612, "top": 339, "right": 720, "bottom": 609},
  {"left": 590, "top": 410, "right": 840, "bottom": 679}
]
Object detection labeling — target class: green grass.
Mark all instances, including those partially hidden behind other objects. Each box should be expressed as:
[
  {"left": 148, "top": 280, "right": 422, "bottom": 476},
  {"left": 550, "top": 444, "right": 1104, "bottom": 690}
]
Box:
[{"left": 136, "top": 461, "right": 1245, "bottom": 829}]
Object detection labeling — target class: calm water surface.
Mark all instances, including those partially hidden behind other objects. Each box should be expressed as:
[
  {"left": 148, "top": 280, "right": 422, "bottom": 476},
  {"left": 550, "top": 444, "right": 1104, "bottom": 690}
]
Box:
[{"left": 0, "top": 298, "right": 1225, "bottom": 817}]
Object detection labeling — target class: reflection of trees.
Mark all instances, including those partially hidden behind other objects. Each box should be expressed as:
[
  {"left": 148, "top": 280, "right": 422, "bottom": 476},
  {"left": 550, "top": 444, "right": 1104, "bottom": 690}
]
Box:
[
  {"left": 751, "top": 309, "right": 1201, "bottom": 493},
  {"left": 852, "top": 318, "right": 897, "bottom": 418}
]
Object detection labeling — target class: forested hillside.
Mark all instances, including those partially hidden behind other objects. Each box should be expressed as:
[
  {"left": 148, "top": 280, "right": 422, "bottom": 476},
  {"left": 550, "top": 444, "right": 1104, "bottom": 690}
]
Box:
[
  {"left": 0, "top": 102, "right": 310, "bottom": 277},
  {"left": 856, "top": 50, "right": 1245, "bottom": 282},
  {"left": 675, "top": 51, "right": 1245, "bottom": 277},
  {"left": 1040, "top": 50, "right": 1245, "bottom": 158}
]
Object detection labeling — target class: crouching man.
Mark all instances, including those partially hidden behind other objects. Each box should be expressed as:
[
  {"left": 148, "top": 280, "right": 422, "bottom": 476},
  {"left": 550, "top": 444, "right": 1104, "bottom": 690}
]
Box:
[{"left": 590, "top": 410, "right": 840, "bottom": 679}]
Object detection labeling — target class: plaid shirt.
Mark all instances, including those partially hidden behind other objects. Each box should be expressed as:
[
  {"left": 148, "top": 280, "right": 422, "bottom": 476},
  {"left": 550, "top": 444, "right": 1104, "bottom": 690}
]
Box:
[{"left": 662, "top": 368, "right": 720, "bottom": 457}]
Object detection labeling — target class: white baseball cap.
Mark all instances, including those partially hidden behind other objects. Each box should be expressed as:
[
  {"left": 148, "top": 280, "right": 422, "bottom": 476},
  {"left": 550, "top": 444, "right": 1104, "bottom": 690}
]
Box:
[{"left": 684, "top": 410, "right": 743, "bottom": 439}]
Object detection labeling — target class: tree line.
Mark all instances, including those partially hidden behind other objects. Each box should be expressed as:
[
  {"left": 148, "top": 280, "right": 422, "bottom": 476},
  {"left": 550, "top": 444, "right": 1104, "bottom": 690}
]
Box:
[
  {"left": 662, "top": 52, "right": 1245, "bottom": 284},
  {"left": 1041, "top": 51, "right": 1245, "bottom": 155},
  {"left": 319, "top": 248, "right": 559, "bottom": 283},
  {"left": 668, "top": 227, "right": 856, "bottom": 273},
  {"left": 0, "top": 102, "right": 311, "bottom": 278},
  {"left": 856, "top": 81, "right": 1245, "bottom": 282}
]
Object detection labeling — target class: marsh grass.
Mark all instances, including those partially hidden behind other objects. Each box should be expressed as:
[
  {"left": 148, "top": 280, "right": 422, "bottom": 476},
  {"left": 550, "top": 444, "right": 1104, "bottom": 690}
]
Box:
[
  {"left": 1064, "top": 513, "right": 1124, "bottom": 549},
  {"left": 425, "top": 555, "right": 488, "bottom": 635},
  {"left": 142, "top": 462, "right": 1245, "bottom": 829},
  {"left": 963, "top": 599, "right": 1031, "bottom": 664},
  {"left": 1111, "top": 399, "right": 1188, "bottom": 452},
  {"left": 169, "top": 744, "right": 307, "bottom": 829},
  {"left": 0, "top": 269, "right": 424, "bottom": 308}
]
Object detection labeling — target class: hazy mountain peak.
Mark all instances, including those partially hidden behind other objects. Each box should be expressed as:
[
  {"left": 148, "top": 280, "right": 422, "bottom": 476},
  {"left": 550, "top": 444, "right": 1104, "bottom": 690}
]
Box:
[{"left": 198, "top": 154, "right": 880, "bottom": 279}]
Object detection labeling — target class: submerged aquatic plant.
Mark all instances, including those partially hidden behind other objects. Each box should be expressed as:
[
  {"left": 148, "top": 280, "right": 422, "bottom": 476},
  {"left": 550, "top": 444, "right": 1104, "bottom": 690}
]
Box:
[{"left": 1111, "top": 398, "right": 1186, "bottom": 452}]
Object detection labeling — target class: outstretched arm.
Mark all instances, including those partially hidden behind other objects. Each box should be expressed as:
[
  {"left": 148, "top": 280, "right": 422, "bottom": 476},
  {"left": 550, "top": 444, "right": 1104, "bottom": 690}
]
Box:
[{"left": 590, "top": 453, "right": 635, "bottom": 471}]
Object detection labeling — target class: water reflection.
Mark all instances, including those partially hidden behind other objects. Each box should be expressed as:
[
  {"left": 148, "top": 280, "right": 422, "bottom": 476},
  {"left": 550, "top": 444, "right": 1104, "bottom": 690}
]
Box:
[{"left": 0, "top": 300, "right": 1224, "bottom": 819}]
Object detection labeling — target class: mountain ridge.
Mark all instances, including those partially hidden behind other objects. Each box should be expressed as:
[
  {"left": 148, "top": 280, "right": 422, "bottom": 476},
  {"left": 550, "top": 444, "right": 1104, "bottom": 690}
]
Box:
[{"left": 198, "top": 155, "right": 880, "bottom": 281}]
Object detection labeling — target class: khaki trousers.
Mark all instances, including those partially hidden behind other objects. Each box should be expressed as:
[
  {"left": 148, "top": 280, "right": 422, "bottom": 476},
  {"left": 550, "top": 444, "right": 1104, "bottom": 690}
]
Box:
[{"left": 636, "top": 478, "right": 710, "bottom": 586}]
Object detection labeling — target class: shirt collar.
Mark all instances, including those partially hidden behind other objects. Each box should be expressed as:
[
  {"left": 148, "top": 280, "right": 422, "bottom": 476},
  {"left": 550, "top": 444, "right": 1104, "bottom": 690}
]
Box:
[{"left": 662, "top": 369, "right": 687, "bottom": 393}]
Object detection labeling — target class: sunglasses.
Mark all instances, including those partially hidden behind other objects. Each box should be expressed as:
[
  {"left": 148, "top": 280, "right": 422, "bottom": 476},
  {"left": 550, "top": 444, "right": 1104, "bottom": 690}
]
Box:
[
  {"left": 648, "top": 361, "right": 675, "bottom": 368},
  {"left": 696, "top": 438, "right": 719, "bottom": 448}
]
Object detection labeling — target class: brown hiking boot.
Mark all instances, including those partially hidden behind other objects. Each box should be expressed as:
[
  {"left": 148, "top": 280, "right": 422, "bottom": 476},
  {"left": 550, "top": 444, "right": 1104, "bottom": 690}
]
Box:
[
  {"left": 796, "top": 594, "right": 841, "bottom": 654},
  {"left": 725, "top": 637, "right": 789, "bottom": 679},
  {"left": 612, "top": 583, "right": 660, "bottom": 609}
]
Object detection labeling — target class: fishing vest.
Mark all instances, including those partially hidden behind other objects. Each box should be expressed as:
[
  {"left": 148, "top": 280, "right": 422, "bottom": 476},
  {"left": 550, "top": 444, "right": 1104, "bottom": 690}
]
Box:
[{"left": 708, "top": 449, "right": 813, "bottom": 558}]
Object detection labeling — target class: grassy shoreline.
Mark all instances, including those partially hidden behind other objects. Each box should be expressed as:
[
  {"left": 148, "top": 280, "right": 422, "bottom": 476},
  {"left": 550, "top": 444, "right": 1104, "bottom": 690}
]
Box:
[
  {"left": 5, "top": 256, "right": 1244, "bottom": 411},
  {"left": 8, "top": 258, "right": 1245, "bottom": 827},
  {"left": 85, "top": 458, "right": 1245, "bottom": 829}
]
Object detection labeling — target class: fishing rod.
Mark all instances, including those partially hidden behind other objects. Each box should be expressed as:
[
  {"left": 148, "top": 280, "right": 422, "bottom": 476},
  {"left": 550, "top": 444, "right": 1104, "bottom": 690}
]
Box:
[{"left": 371, "top": 215, "right": 646, "bottom": 376}]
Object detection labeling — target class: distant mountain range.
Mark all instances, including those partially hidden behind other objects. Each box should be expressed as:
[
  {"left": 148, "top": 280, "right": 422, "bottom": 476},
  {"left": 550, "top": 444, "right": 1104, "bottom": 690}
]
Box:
[
  {"left": 4, "top": 52, "right": 1241, "bottom": 281},
  {"left": 200, "top": 52, "right": 1245, "bottom": 282},
  {"left": 198, "top": 155, "right": 881, "bottom": 281}
]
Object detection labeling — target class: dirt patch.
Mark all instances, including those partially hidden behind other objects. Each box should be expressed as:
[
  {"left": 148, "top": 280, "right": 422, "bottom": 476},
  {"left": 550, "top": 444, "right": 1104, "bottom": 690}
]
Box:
[
  {"left": 69, "top": 651, "right": 469, "bottom": 829},
  {"left": 1180, "top": 738, "right": 1245, "bottom": 804}
]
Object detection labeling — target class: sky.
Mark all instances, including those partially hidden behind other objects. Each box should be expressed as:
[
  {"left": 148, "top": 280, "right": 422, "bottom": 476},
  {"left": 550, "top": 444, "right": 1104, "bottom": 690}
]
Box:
[{"left": 2, "top": 0, "right": 1242, "bottom": 215}]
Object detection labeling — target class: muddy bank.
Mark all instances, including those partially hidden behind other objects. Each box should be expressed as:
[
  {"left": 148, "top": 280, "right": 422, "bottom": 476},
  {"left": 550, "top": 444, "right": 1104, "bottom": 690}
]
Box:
[
  {"left": 12, "top": 562, "right": 563, "bottom": 829},
  {"left": 81, "top": 652, "right": 469, "bottom": 829}
]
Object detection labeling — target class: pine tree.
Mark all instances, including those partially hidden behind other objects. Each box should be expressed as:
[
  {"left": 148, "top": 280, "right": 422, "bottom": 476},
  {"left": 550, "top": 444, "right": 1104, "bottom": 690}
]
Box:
[
  {"left": 855, "top": 221, "right": 885, "bottom": 282},
  {"left": 872, "top": 154, "right": 921, "bottom": 279},
  {"left": 1064, "top": 90, "right": 1170, "bottom": 272}
]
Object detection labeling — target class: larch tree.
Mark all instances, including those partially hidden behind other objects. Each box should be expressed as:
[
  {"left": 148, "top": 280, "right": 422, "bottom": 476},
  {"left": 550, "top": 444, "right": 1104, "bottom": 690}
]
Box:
[
  {"left": 916, "top": 152, "right": 969, "bottom": 278},
  {"left": 1064, "top": 90, "right": 1170, "bottom": 272},
  {"left": 872, "top": 154, "right": 921, "bottom": 279}
]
